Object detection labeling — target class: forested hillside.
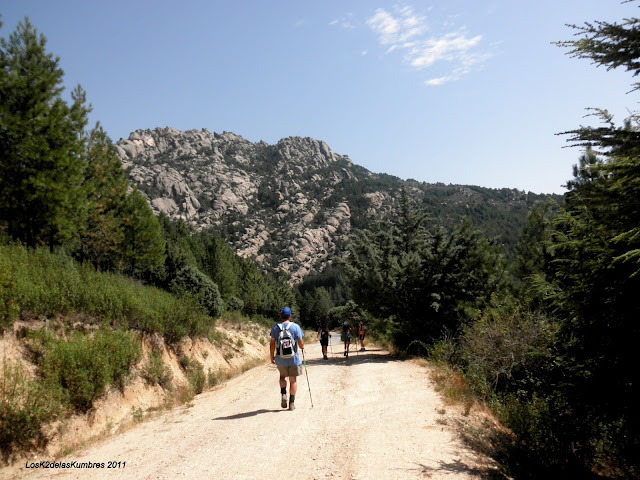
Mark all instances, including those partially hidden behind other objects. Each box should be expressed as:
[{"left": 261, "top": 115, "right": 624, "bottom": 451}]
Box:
[{"left": 1, "top": 5, "right": 639, "bottom": 480}]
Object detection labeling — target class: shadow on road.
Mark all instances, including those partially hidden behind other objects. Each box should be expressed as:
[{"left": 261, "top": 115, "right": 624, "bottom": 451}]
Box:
[
  {"left": 213, "top": 409, "right": 283, "bottom": 420},
  {"left": 303, "top": 349, "right": 401, "bottom": 367},
  {"left": 413, "top": 460, "right": 491, "bottom": 478}
]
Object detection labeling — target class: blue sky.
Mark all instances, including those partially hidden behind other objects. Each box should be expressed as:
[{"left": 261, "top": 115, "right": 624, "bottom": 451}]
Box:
[{"left": 1, "top": 1, "right": 636, "bottom": 194}]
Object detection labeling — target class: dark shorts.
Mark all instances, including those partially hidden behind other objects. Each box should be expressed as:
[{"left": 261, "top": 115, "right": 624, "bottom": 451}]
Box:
[
  {"left": 320, "top": 339, "right": 329, "bottom": 346},
  {"left": 341, "top": 332, "right": 351, "bottom": 342}
]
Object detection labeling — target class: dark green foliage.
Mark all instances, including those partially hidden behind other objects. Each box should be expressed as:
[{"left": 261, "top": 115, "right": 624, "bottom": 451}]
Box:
[
  {"left": 327, "top": 300, "right": 366, "bottom": 330},
  {"left": 156, "top": 217, "right": 297, "bottom": 321},
  {"left": 481, "top": 9, "right": 640, "bottom": 475},
  {"left": 121, "top": 188, "right": 166, "bottom": 277},
  {"left": 296, "top": 264, "right": 350, "bottom": 326},
  {"left": 226, "top": 296, "right": 244, "bottom": 312},
  {"left": 79, "top": 125, "right": 129, "bottom": 270},
  {"left": 554, "top": 9, "right": 640, "bottom": 159},
  {"left": 0, "top": 19, "right": 90, "bottom": 250},
  {"left": 526, "top": 10, "right": 640, "bottom": 470},
  {"left": 170, "top": 265, "right": 225, "bottom": 318},
  {"left": 536, "top": 152, "right": 640, "bottom": 474},
  {"left": 512, "top": 202, "right": 558, "bottom": 309},
  {"left": 193, "top": 230, "right": 242, "bottom": 301},
  {"left": 37, "top": 329, "right": 140, "bottom": 412},
  {"left": 300, "top": 287, "right": 333, "bottom": 327},
  {"left": 345, "top": 192, "right": 509, "bottom": 350}
]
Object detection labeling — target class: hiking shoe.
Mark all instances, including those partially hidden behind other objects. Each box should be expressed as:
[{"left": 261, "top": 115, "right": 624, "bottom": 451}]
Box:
[
  {"left": 288, "top": 402, "right": 295, "bottom": 411},
  {"left": 281, "top": 394, "right": 287, "bottom": 409},
  {"left": 324, "top": 354, "right": 328, "bottom": 359}
]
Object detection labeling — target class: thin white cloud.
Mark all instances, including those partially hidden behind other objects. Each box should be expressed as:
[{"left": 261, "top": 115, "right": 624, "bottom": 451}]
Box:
[
  {"left": 365, "top": 5, "right": 490, "bottom": 85},
  {"left": 425, "top": 76, "right": 451, "bottom": 86},
  {"left": 366, "top": 7, "right": 427, "bottom": 46},
  {"left": 408, "top": 33, "right": 482, "bottom": 68},
  {"left": 330, "top": 13, "right": 356, "bottom": 30}
]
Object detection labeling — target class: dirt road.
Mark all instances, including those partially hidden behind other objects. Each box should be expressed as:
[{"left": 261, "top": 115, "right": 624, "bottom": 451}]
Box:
[{"left": 9, "top": 337, "right": 488, "bottom": 480}]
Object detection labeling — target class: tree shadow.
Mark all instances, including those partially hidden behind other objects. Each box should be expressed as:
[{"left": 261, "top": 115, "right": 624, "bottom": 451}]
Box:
[
  {"left": 414, "top": 459, "right": 494, "bottom": 478},
  {"left": 303, "top": 350, "right": 401, "bottom": 367},
  {"left": 213, "top": 409, "right": 283, "bottom": 420}
]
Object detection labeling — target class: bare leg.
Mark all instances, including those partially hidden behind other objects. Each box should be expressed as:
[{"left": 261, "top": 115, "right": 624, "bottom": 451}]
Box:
[{"left": 289, "top": 376, "right": 297, "bottom": 396}]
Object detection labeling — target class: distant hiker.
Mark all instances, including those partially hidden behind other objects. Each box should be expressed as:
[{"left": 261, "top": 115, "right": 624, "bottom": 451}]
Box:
[
  {"left": 270, "top": 307, "right": 305, "bottom": 411},
  {"left": 317, "top": 325, "right": 331, "bottom": 359},
  {"left": 358, "top": 322, "right": 366, "bottom": 351},
  {"left": 341, "top": 321, "right": 352, "bottom": 357}
]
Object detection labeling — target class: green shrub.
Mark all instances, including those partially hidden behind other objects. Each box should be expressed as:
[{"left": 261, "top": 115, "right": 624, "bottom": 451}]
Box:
[
  {"left": 170, "top": 266, "right": 224, "bottom": 318},
  {"left": 458, "top": 305, "right": 558, "bottom": 399},
  {"left": 207, "top": 368, "right": 224, "bottom": 387},
  {"left": 0, "top": 359, "right": 62, "bottom": 455},
  {"left": 39, "top": 330, "right": 141, "bottom": 412},
  {"left": 226, "top": 296, "right": 244, "bottom": 312},
  {"left": 0, "top": 244, "right": 215, "bottom": 343},
  {"left": 141, "top": 351, "right": 172, "bottom": 389},
  {"left": 181, "top": 357, "right": 205, "bottom": 396}
]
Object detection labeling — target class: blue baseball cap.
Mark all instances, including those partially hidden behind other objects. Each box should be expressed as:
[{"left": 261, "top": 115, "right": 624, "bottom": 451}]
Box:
[{"left": 281, "top": 307, "right": 292, "bottom": 318}]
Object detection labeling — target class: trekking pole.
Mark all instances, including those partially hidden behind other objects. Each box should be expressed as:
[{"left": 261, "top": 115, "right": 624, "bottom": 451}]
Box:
[{"left": 301, "top": 348, "right": 314, "bottom": 408}]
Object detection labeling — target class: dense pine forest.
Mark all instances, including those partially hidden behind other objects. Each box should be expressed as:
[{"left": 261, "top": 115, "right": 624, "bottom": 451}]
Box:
[{"left": 1, "top": 6, "right": 639, "bottom": 480}]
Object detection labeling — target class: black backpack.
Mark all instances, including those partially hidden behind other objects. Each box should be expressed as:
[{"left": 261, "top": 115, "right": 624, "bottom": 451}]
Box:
[{"left": 320, "top": 329, "right": 329, "bottom": 341}]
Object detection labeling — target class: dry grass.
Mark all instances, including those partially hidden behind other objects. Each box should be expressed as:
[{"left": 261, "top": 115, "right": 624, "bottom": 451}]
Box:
[
  {"left": 428, "top": 362, "right": 475, "bottom": 412},
  {"left": 425, "top": 360, "right": 513, "bottom": 479}
]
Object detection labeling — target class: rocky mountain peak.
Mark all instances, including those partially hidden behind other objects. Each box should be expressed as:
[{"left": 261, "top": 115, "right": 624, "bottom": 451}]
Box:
[
  {"left": 115, "top": 128, "right": 357, "bottom": 283},
  {"left": 116, "top": 127, "right": 548, "bottom": 284}
]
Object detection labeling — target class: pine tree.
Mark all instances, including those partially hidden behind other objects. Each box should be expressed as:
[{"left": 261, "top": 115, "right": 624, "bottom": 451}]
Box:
[
  {"left": 555, "top": 9, "right": 640, "bottom": 158},
  {"left": 540, "top": 5, "right": 640, "bottom": 471},
  {"left": 0, "top": 19, "right": 90, "bottom": 249},
  {"left": 196, "top": 231, "right": 241, "bottom": 301},
  {"left": 80, "top": 125, "right": 129, "bottom": 270},
  {"left": 346, "top": 200, "right": 508, "bottom": 350},
  {"left": 121, "top": 188, "right": 165, "bottom": 277}
]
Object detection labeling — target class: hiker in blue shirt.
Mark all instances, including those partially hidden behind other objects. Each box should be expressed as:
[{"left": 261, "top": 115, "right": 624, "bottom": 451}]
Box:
[{"left": 270, "top": 307, "right": 305, "bottom": 410}]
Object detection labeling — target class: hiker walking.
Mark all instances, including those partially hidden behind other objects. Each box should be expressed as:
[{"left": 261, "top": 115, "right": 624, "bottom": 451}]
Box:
[
  {"left": 270, "top": 307, "right": 305, "bottom": 411},
  {"left": 341, "top": 320, "right": 352, "bottom": 357},
  {"left": 317, "top": 324, "right": 331, "bottom": 359},
  {"left": 357, "top": 322, "right": 366, "bottom": 351}
]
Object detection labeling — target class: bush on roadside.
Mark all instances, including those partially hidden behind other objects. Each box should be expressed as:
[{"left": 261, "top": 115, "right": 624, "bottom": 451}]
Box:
[
  {"left": 458, "top": 305, "right": 559, "bottom": 399},
  {"left": 0, "top": 359, "right": 62, "bottom": 456},
  {"left": 170, "top": 266, "right": 224, "bottom": 319},
  {"left": 180, "top": 355, "right": 206, "bottom": 396},
  {"left": 37, "top": 329, "right": 141, "bottom": 412},
  {"left": 141, "top": 351, "right": 173, "bottom": 389}
]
